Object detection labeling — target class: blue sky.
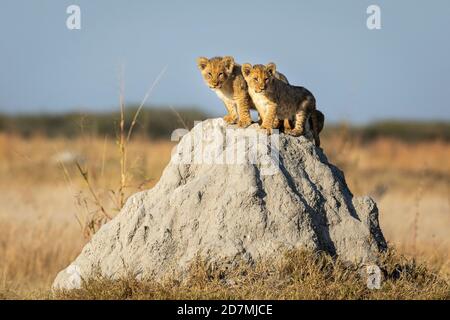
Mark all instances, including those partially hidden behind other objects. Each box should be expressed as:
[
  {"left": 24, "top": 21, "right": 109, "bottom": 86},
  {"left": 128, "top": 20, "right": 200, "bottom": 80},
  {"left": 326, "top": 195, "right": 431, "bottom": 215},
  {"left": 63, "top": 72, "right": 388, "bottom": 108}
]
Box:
[{"left": 0, "top": 0, "right": 449, "bottom": 123}]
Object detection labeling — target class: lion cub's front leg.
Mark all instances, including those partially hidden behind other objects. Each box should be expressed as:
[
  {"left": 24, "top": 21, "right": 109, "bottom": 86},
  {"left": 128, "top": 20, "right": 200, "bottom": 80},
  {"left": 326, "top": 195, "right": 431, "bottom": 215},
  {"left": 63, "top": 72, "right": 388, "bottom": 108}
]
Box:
[
  {"left": 223, "top": 101, "right": 238, "bottom": 124},
  {"left": 260, "top": 117, "right": 281, "bottom": 129},
  {"left": 272, "top": 118, "right": 281, "bottom": 129},
  {"left": 234, "top": 92, "right": 252, "bottom": 128},
  {"left": 290, "top": 110, "right": 308, "bottom": 137},
  {"left": 260, "top": 103, "right": 277, "bottom": 134},
  {"left": 283, "top": 118, "right": 293, "bottom": 133}
]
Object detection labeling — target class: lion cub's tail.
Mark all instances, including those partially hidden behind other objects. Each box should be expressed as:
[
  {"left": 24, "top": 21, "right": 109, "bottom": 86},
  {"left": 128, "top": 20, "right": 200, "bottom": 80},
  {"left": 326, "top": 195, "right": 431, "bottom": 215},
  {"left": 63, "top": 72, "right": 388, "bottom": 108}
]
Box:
[{"left": 309, "top": 109, "right": 325, "bottom": 147}]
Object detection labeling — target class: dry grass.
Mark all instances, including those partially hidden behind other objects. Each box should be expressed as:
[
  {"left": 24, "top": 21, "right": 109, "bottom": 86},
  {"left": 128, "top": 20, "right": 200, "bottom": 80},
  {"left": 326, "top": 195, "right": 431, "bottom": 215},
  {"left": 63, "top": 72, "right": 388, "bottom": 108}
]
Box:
[
  {"left": 54, "top": 249, "right": 449, "bottom": 300},
  {"left": 0, "top": 131, "right": 449, "bottom": 299}
]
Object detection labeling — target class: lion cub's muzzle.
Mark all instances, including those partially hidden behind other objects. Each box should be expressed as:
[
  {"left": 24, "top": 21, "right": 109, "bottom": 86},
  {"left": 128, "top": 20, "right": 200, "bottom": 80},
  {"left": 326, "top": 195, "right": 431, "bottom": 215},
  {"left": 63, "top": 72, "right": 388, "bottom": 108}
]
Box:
[{"left": 209, "top": 82, "right": 222, "bottom": 89}]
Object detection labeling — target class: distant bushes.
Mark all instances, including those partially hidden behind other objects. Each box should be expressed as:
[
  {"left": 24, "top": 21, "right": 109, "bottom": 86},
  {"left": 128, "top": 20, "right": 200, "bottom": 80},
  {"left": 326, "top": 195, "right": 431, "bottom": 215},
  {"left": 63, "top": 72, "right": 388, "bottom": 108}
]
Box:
[
  {"left": 357, "top": 121, "right": 450, "bottom": 142},
  {"left": 0, "top": 108, "right": 449, "bottom": 142},
  {"left": 323, "top": 120, "right": 450, "bottom": 143},
  {"left": 0, "top": 106, "right": 209, "bottom": 139}
]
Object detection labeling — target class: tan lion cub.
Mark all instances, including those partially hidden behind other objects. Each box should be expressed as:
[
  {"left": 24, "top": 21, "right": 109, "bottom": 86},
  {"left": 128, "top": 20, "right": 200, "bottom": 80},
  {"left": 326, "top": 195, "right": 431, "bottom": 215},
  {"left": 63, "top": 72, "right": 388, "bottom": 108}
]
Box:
[
  {"left": 197, "top": 56, "right": 290, "bottom": 128},
  {"left": 242, "top": 63, "right": 321, "bottom": 146},
  {"left": 197, "top": 56, "right": 253, "bottom": 127}
]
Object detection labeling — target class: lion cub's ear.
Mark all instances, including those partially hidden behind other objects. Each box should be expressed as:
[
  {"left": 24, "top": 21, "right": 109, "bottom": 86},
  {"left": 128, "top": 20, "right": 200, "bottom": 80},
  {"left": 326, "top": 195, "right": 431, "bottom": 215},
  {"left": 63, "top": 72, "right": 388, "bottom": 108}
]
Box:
[
  {"left": 197, "top": 57, "right": 209, "bottom": 70},
  {"left": 266, "top": 62, "right": 277, "bottom": 76},
  {"left": 222, "top": 56, "right": 235, "bottom": 74},
  {"left": 241, "top": 63, "right": 252, "bottom": 77}
]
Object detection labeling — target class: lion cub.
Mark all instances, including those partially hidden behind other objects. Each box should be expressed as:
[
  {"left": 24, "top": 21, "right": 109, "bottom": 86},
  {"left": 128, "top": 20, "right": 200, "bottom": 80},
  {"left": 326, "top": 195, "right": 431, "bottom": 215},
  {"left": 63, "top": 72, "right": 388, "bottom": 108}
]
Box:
[
  {"left": 242, "top": 63, "right": 321, "bottom": 146},
  {"left": 197, "top": 56, "right": 290, "bottom": 128},
  {"left": 197, "top": 56, "right": 253, "bottom": 127}
]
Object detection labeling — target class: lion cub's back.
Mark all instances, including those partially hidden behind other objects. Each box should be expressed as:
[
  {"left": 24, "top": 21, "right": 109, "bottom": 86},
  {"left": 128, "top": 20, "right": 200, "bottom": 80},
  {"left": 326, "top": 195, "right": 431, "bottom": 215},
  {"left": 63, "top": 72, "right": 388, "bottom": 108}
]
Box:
[{"left": 275, "top": 72, "right": 289, "bottom": 84}]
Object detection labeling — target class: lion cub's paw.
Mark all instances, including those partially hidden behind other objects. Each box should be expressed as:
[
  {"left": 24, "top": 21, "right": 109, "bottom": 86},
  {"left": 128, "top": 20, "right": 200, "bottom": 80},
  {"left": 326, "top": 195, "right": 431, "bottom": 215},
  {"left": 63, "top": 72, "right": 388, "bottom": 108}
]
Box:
[
  {"left": 289, "top": 128, "right": 304, "bottom": 137},
  {"left": 238, "top": 119, "right": 252, "bottom": 128},
  {"left": 223, "top": 114, "right": 238, "bottom": 124},
  {"left": 259, "top": 123, "right": 273, "bottom": 135}
]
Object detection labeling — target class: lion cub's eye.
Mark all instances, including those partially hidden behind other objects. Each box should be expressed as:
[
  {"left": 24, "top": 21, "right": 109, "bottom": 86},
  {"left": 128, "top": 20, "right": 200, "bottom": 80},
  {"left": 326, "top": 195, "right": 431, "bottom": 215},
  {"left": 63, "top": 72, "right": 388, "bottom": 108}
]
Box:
[
  {"left": 264, "top": 78, "right": 269, "bottom": 82},
  {"left": 218, "top": 73, "right": 224, "bottom": 78},
  {"left": 253, "top": 77, "right": 258, "bottom": 82},
  {"left": 207, "top": 72, "right": 212, "bottom": 78}
]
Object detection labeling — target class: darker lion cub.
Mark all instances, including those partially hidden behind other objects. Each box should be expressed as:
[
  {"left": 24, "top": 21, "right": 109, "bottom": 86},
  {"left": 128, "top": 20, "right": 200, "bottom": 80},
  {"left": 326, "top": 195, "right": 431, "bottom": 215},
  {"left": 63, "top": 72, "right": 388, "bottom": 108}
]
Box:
[{"left": 242, "top": 63, "right": 322, "bottom": 146}]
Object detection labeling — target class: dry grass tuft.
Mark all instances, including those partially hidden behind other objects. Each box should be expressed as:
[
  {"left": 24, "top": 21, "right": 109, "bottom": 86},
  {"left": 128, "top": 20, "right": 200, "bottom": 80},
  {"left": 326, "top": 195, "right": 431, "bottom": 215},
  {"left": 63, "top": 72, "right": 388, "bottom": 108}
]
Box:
[{"left": 53, "top": 249, "right": 449, "bottom": 300}]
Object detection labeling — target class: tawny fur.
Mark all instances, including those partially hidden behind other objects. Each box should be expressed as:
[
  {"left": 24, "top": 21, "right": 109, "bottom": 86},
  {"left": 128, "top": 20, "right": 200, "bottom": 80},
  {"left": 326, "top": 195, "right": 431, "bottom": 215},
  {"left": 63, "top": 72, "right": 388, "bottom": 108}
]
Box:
[
  {"left": 197, "top": 56, "right": 252, "bottom": 127},
  {"left": 242, "top": 63, "right": 322, "bottom": 146},
  {"left": 283, "top": 110, "right": 325, "bottom": 138},
  {"left": 197, "top": 56, "right": 289, "bottom": 128}
]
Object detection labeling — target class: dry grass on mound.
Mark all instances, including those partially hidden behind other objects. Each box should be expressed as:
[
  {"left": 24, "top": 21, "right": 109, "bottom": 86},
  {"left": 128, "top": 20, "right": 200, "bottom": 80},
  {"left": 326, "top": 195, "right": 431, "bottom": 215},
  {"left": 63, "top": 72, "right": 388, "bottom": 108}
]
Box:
[{"left": 51, "top": 249, "right": 449, "bottom": 300}]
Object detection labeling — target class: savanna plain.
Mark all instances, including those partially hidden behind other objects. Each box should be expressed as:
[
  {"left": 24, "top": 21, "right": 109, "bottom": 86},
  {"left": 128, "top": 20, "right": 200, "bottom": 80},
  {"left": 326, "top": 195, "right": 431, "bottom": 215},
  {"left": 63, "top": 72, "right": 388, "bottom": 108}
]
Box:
[{"left": 0, "top": 114, "right": 449, "bottom": 299}]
